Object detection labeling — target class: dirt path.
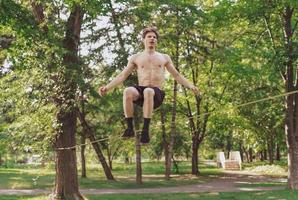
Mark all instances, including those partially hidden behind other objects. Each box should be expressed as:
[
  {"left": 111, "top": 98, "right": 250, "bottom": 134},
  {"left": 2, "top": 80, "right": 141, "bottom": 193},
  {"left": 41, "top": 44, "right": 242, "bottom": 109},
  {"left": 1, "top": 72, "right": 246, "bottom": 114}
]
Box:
[{"left": 0, "top": 171, "right": 286, "bottom": 195}]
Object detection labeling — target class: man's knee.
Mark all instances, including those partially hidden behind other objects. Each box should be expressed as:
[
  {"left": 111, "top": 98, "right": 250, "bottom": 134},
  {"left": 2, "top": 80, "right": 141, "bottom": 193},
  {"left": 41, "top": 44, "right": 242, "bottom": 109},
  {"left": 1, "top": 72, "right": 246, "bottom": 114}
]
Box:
[
  {"left": 143, "top": 88, "right": 155, "bottom": 98},
  {"left": 124, "top": 87, "right": 137, "bottom": 99}
]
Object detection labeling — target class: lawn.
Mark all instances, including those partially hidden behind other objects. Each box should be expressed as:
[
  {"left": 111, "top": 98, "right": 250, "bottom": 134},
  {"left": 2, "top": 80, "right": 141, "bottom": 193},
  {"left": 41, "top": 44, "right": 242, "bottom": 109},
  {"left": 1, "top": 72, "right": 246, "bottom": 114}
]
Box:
[
  {"left": 0, "top": 160, "right": 295, "bottom": 200},
  {"left": 0, "top": 161, "right": 222, "bottom": 189}
]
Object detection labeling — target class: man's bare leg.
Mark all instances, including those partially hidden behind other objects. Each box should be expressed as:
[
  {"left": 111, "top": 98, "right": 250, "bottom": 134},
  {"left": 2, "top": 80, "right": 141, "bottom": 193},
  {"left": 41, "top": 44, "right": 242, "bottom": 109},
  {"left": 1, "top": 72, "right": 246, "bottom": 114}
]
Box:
[
  {"left": 123, "top": 87, "right": 139, "bottom": 117},
  {"left": 141, "top": 88, "right": 155, "bottom": 144},
  {"left": 143, "top": 88, "right": 155, "bottom": 118},
  {"left": 122, "top": 87, "right": 139, "bottom": 138}
]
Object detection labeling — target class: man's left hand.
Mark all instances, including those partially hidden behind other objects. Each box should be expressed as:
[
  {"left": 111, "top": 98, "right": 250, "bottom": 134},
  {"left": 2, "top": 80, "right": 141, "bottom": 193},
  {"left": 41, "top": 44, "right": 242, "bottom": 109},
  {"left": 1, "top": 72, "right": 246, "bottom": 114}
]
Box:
[{"left": 189, "top": 85, "right": 199, "bottom": 95}]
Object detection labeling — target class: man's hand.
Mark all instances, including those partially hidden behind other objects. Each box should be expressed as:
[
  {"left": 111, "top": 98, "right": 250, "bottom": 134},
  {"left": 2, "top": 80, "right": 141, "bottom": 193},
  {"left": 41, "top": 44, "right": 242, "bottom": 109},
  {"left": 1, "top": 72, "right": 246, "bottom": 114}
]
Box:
[
  {"left": 98, "top": 86, "right": 108, "bottom": 96},
  {"left": 189, "top": 85, "right": 199, "bottom": 95}
]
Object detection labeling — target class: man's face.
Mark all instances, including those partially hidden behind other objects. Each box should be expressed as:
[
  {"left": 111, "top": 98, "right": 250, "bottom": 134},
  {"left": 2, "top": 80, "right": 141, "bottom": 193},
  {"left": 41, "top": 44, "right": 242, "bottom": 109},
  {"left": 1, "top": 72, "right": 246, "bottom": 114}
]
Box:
[{"left": 143, "top": 32, "right": 157, "bottom": 49}]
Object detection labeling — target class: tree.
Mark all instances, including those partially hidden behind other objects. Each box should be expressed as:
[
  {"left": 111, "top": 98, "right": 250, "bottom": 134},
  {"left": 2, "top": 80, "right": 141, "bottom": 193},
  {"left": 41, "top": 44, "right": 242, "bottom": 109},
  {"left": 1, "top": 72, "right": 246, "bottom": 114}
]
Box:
[
  {"left": 233, "top": 0, "right": 298, "bottom": 188},
  {"left": 1, "top": 0, "right": 87, "bottom": 198}
]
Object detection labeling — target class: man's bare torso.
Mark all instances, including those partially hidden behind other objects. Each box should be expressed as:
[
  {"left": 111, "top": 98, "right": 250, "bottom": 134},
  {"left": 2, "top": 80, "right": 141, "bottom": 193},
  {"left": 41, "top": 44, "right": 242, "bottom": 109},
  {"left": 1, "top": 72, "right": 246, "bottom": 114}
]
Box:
[{"left": 132, "top": 52, "right": 167, "bottom": 89}]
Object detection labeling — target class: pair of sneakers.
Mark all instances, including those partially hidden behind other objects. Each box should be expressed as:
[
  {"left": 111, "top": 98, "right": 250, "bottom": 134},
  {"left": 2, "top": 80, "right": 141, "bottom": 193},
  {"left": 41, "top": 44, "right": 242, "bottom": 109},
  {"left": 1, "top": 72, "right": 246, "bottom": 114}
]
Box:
[{"left": 122, "top": 128, "right": 150, "bottom": 144}]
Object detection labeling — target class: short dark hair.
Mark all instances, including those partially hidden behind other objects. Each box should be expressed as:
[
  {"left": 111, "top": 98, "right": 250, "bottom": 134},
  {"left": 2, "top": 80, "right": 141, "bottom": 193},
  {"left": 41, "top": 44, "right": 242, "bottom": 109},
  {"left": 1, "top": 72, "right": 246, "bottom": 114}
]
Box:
[{"left": 142, "top": 27, "right": 159, "bottom": 40}]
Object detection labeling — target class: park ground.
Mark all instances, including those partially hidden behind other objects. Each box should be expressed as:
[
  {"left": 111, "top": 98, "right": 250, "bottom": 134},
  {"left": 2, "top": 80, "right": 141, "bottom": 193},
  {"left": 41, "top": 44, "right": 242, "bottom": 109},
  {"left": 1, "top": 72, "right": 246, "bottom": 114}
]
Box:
[{"left": 1, "top": 161, "right": 297, "bottom": 200}]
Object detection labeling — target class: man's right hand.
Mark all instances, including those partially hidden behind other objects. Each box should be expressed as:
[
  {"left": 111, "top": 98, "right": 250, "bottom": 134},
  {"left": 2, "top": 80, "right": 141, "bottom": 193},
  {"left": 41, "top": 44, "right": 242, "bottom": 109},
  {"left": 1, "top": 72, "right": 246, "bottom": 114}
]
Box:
[{"left": 98, "top": 86, "right": 108, "bottom": 96}]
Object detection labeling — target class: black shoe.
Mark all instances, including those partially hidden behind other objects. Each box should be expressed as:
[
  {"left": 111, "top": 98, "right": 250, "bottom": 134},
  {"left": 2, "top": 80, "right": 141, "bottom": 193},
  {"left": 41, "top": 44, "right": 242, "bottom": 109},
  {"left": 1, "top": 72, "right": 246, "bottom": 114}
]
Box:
[
  {"left": 122, "top": 128, "right": 135, "bottom": 139},
  {"left": 140, "top": 129, "right": 150, "bottom": 144}
]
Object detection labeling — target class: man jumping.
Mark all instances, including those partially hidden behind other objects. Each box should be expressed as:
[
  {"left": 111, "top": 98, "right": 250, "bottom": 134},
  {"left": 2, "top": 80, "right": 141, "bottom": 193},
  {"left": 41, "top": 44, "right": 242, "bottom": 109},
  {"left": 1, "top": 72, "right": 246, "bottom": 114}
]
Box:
[{"left": 99, "top": 27, "right": 198, "bottom": 144}]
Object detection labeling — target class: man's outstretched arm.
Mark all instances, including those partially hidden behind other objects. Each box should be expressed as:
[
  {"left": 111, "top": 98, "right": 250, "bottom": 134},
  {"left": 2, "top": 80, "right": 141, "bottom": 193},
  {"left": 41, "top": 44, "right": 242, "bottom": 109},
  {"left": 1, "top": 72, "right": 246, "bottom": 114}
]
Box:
[
  {"left": 164, "top": 54, "right": 199, "bottom": 94},
  {"left": 99, "top": 56, "right": 136, "bottom": 96}
]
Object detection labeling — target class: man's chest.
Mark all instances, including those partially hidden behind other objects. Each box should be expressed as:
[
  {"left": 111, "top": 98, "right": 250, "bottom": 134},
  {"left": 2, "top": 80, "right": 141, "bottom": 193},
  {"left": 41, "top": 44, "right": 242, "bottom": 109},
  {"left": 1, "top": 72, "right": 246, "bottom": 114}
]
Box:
[{"left": 135, "top": 55, "right": 167, "bottom": 70}]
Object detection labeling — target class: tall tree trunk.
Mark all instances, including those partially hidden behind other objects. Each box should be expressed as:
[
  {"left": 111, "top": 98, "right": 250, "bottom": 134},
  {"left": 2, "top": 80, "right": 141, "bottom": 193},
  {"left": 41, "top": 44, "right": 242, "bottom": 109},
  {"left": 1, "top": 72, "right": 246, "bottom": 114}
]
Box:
[
  {"left": 51, "top": 5, "right": 85, "bottom": 199},
  {"left": 80, "top": 97, "right": 87, "bottom": 178},
  {"left": 244, "top": 149, "right": 249, "bottom": 162},
  {"left": 226, "top": 132, "right": 232, "bottom": 158},
  {"left": 166, "top": 80, "right": 177, "bottom": 180},
  {"left": 249, "top": 147, "right": 253, "bottom": 162},
  {"left": 183, "top": 86, "right": 201, "bottom": 176},
  {"left": 165, "top": 9, "right": 181, "bottom": 179},
  {"left": 186, "top": 38, "right": 215, "bottom": 175},
  {"left": 134, "top": 106, "right": 142, "bottom": 184},
  {"left": 283, "top": 5, "right": 298, "bottom": 189},
  {"left": 80, "top": 134, "right": 87, "bottom": 178},
  {"left": 276, "top": 143, "right": 281, "bottom": 161},
  {"left": 107, "top": 148, "right": 113, "bottom": 170},
  {"left": 77, "top": 110, "right": 115, "bottom": 180},
  {"left": 267, "top": 133, "right": 274, "bottom": 165},
  {"left": 260, "top": 151, "right": 264, "bottom": 161},
  {"left": 264, "top": 149, "right": 268, "bottom": 160},
  {"left": 172, "top": 155, "right": 179, "bottom": 174},
  {"left": 53, "top": 111, "right": 84, "bottom": 200},
  {"left": 191, "top": 138, "right": 199, "bottom": 175},
  {"left": 239, "top": 142, "right": 244, "bottom": 162},
  {"left": 160, "top": 107, "right": 169, "bottom": 175}
]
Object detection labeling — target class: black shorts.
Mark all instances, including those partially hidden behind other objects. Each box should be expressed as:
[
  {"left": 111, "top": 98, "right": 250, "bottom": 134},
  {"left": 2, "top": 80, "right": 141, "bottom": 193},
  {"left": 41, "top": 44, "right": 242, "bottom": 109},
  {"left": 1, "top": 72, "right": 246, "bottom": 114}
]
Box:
[{"left": 133, "top": 86, "right": 165, "bottom": 109}]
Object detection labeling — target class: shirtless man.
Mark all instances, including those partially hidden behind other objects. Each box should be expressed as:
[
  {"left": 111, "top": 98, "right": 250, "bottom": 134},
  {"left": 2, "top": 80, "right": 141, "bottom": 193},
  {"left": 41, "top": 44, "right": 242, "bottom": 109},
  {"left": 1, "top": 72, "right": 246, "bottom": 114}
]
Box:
[{"left": 99, "top": 27, "right": 198, "bottom": 144}]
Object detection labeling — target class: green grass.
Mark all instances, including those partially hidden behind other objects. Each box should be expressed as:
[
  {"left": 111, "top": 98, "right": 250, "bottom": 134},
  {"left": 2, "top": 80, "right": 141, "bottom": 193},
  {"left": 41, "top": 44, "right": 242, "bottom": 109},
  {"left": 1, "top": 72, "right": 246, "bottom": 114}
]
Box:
[
  {"left": 1, "top": 190, "right": 298, "bottom": 200},
  {"left": 0, "top": 161, "right": 223, "bottom": 189},
  {"left": 0, "top": 166, "right": 55, "bottom": 189},
  {"left": 236, "top": 181, "right": 286, "bottom": 188},
  {"left": 0, "top": 161, "right": 295, "bottom": 199},
  {"left": 242, "top": 160, "right": 288, "bottom": 168}
]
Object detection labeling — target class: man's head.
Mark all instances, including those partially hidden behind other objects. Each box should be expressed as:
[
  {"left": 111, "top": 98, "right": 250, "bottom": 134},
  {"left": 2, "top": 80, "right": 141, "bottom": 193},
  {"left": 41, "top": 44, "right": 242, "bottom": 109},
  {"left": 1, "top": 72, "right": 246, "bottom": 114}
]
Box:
[
  {"left": 142, "top": 27, "right": 159, "bottom": 50},
  {"left": 142, "top": 27, "right": 159, "bottom": 40}
]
